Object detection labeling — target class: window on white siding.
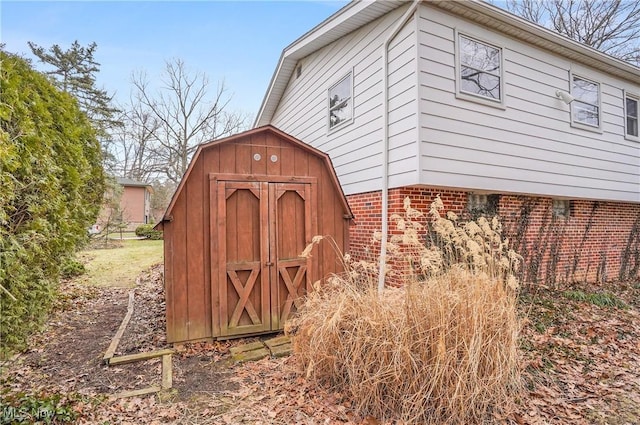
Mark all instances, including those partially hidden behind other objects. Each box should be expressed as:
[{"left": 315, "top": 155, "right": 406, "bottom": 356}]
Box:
[
  {"left": 625, "top": 93, "right": 639, "bottom": 139},
  {"left": 328, "top": 72, "right": 353, "bottom": 130},
  {"left": 571, "top": 76, "right": 600, "bottom": 128},
  {"left": 458, "top": 34, "right": 502, "bottom": 102}
]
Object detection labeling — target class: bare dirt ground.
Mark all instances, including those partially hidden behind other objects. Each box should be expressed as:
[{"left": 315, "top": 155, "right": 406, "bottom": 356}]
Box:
[{"left": 1, "top": 265, "right": 639, "bottom": 424}]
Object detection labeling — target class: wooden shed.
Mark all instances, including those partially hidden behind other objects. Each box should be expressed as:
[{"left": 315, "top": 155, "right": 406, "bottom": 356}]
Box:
[{"left": 157, "top": 126, "right": 352, "bottom": 343}]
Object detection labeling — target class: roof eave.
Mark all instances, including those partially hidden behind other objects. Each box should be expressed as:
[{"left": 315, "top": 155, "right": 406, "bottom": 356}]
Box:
[
  {"left": 254, "top": 51, "right": 287, "bottom": 128},
  {"left": 254, "top": 0, "right": 640, "bottom": 128},
  {"left": 434, "top": 0, "right": 640, "bottom": 82},
  {"left": 253, "top": 0, "right": 404, "bottom": 128}
]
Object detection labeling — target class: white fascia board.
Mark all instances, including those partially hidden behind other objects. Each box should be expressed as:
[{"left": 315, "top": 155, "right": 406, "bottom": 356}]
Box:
[{"left": 254, "top": 51, "right": 289, "bottom": 128}]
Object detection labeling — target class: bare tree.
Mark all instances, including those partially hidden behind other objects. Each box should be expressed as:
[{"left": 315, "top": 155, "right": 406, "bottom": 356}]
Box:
[
  {"left": 110, "top": 97, "right": 161, "bottom": 182},
  {"left": 149, "top": 179, "right": 177, "bottom": 222},
  {"left": 505, "top": 0, "right": 640, "bottom": 65},
  {"left": 131, "top": 59, "right": 248, "bottom": 184}
]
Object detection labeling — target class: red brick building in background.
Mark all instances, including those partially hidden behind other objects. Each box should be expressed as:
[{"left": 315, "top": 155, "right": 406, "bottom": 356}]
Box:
[{"left": 117, "top": 178, "right": 153, "bottom": 229}]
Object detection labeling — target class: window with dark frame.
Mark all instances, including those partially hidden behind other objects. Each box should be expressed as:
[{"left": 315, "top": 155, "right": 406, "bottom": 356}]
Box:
[
  {"left": 458, "top": 35, "right": 502, "bottom": 102},
  {"left": 625, "top": 95, "right": 639, "bottom": 138},
  {"left": 328, "top": 73, "right": 352, "bottom": 130},
  {"left": 571, "top": 76, "right": 600, "bottom": 128}
]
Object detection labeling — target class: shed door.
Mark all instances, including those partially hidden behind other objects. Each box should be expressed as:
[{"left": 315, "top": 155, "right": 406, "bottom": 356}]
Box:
[
  {"left": 217, "top": 180, "right": 313, "bottom": 337},
  {"left": 270, "top": 183, "right": 313, "bottom": 330}
]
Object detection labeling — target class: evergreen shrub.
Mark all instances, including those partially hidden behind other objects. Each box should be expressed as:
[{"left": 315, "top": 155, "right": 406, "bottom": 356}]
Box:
[
  {"left": 60, "top": 258, "right": 86, "bottom": 279},
  {"left": 135, "top": 224, "right": 163, "bottom": 240},
  {"left": 0, "top": 50, "right": 104, "bottom": 356}
]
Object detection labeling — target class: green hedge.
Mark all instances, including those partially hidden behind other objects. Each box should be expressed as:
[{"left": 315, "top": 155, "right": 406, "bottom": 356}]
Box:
[
  {"left": 135, "top": 224, "right": 163, "bottom": 240},
  {"left": 0, "top": 50, "right": 104, "bottom": 356}
]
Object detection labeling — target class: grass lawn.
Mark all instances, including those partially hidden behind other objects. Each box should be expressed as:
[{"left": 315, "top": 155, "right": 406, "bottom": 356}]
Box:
[{"left": 76, "top": 239, "right": 164, "bottom": 287}]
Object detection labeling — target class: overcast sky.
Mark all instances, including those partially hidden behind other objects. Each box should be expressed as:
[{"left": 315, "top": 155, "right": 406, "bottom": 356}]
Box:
[{"left": 1, "top": 1, "right": 348, "bottom": 120}]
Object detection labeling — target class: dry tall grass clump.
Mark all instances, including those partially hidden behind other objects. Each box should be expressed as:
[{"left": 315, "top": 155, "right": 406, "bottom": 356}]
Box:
[
  {"left": 289, "top": 197, "right": 522, "bottom": 424},
  {"left": 382, "top": 195, "right": 522, "bottom": 286}
]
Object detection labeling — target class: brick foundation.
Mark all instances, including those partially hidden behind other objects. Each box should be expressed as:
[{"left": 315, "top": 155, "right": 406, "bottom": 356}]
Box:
[{"left": 347, "top": 187, "right": 640, "bottom": 285}]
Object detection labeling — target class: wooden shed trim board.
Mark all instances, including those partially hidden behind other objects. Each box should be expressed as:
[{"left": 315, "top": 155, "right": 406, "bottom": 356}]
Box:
[{"left": 156, "top": 125, "right": 353, "bottom": 229}]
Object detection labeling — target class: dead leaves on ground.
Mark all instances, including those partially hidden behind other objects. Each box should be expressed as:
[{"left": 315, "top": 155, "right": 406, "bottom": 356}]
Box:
[
  {"left": 518, "top": 284, "right": 640, "bottom": 425},
  {"left": 2, "top": 270, "right": 639, "bottom": 424},
  {"left": 216, "top": 357, "right": 358, "bottom": 425}
]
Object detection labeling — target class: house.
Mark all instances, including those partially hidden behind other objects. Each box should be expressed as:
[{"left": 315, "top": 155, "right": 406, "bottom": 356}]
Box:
[
  {"left": 156, "top": 126, "right": 352, "bottom": 342},
  {"left": 116, "top": 177, "right": 153, "bottom": 230},
  {"left": 255, "top": 0, "right": 640, "bottom": 284},
  {"left": 98, "top": 177, "right": 153, "bottom": 232}
]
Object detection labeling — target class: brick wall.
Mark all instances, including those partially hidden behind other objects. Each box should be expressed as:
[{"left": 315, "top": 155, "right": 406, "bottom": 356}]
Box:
[{"left": 347, "top": 186, "right": 640, "bottom": 285}]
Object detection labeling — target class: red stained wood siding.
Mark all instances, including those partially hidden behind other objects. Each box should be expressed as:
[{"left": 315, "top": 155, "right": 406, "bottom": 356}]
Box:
[{"left": 160, "top": 126, "right": 352, "bottom": 342}]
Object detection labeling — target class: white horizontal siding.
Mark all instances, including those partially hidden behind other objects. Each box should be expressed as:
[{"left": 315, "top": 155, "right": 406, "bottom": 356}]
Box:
[
  {"left": 387, "top": 10, "right": 418, "bottom": 188},
  {"left": 420, "top": 94, "right": 638, "bottom": 159},
  {"left": 417, "top": 4, "right": 640, "bottom": 202},
  {"left": 270, "top": 4, "right": 419, "bottom": 195}
]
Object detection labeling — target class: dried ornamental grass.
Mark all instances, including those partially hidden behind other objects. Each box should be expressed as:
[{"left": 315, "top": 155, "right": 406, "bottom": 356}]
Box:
[
  {"left": 290, "top": 196, "right": 523, "bottom": 424},
  {"left": 391, "top": 195, "right": 522, "bottom": 286},
  {"left": 289, "top": 269, "right": 520, "bottom": 424}
]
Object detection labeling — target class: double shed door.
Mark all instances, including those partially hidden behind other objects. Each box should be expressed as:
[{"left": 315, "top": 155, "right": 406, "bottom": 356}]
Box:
[{"left": 216, "top": 179, "right": 316, "bottom": 337}]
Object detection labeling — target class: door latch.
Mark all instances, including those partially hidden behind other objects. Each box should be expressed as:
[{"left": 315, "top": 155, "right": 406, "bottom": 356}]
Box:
[{"left": 265, "top": 261, "right": 274, "bottom": 266}]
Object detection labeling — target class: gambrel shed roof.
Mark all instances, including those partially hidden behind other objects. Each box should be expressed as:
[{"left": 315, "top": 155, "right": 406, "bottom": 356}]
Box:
[{"left": 158, "top": 125, "right": 353, "bottom": 227}]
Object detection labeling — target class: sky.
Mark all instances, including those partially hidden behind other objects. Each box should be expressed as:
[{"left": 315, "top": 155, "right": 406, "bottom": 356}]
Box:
[{"left": 1, "top": 0, "right": 349, "bottom": 121}]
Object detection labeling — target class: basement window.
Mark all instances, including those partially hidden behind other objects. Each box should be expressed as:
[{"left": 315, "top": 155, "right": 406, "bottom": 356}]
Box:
[
  {"left": 467, "top": 193, "right": 499, "bottom": 217},
  {"left": 552, "top": 199, "right": 571, "bottom": 218},
  {"left": 625, "top": 92, "right": 639, "bottom": 140},
  {"left": 328, "top": 72, "right": 353, "bottom": 131}
]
